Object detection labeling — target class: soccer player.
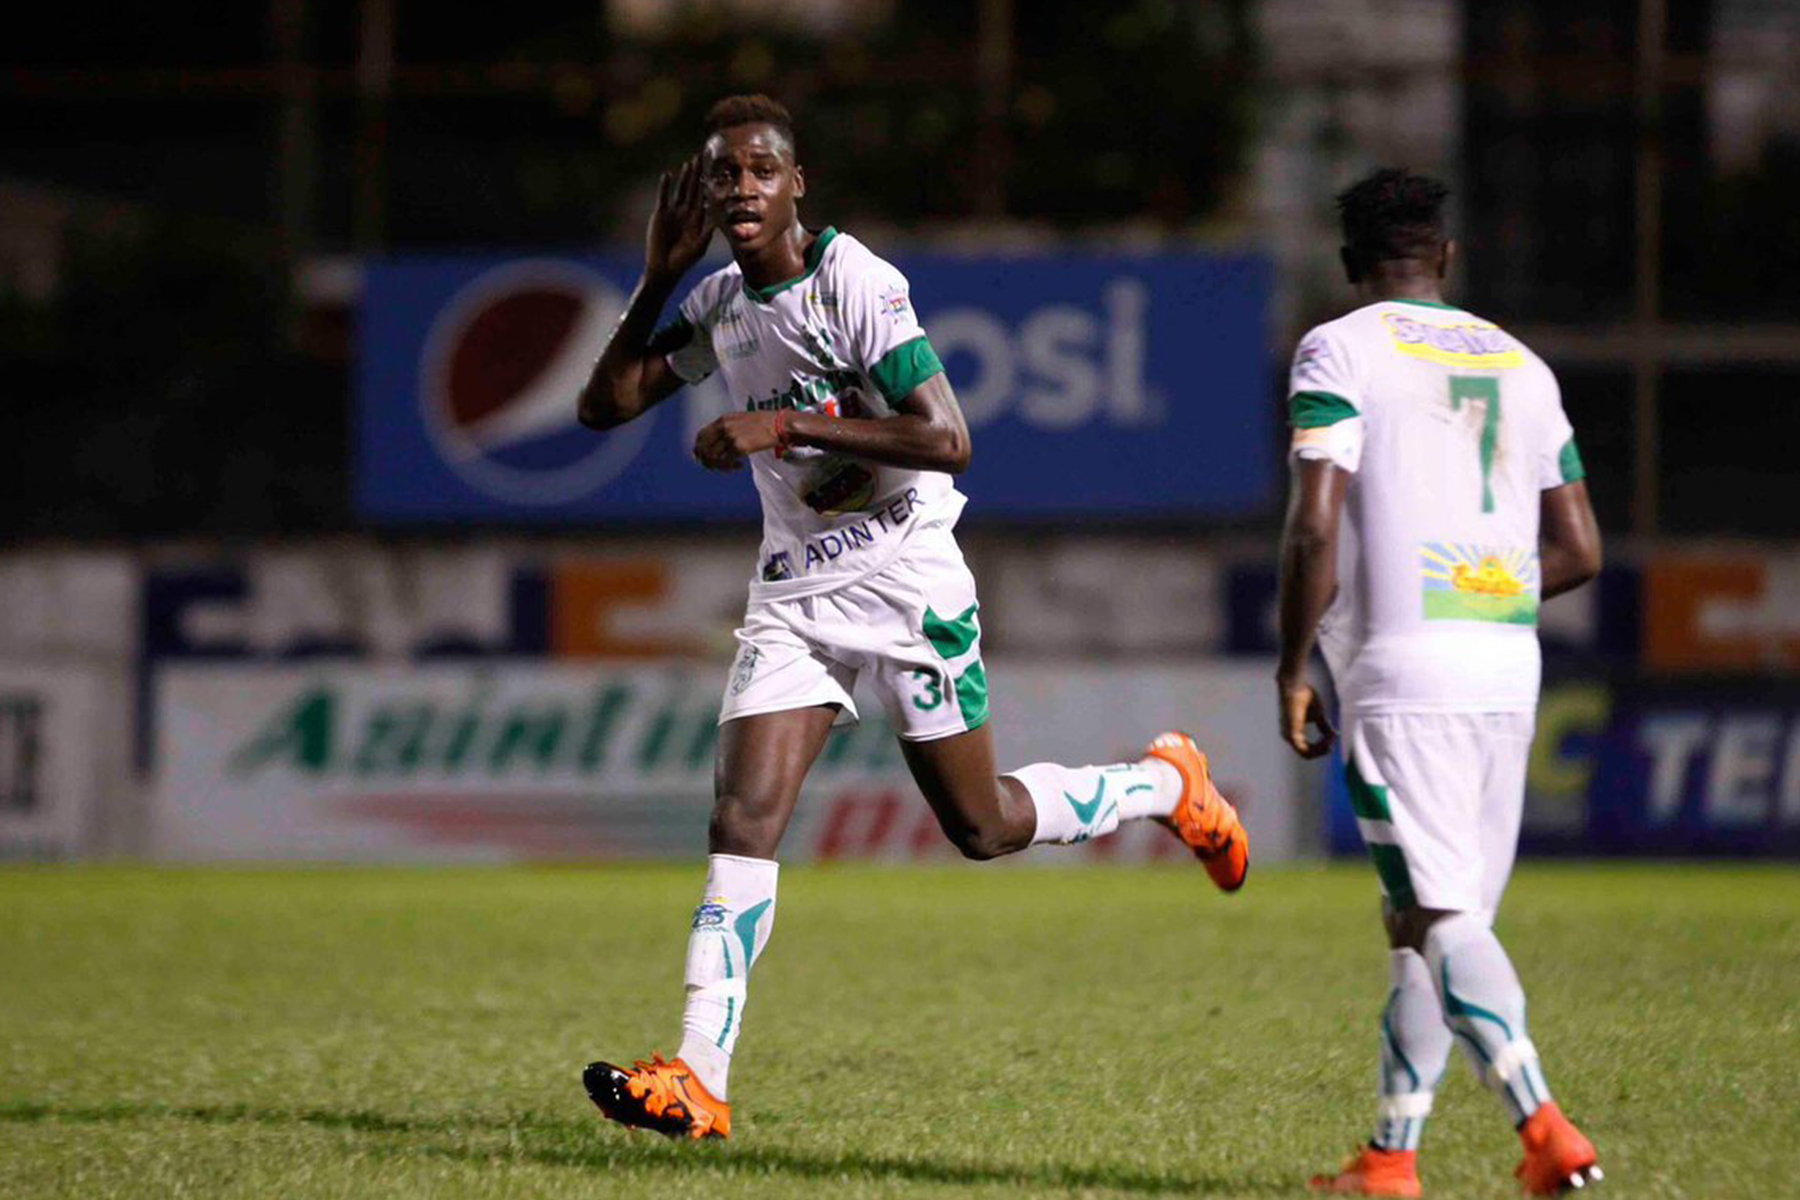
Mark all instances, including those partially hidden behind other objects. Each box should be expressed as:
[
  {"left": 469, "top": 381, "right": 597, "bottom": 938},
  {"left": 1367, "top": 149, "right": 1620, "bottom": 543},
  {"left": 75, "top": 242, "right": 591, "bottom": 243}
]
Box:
[
  {"left": 1275, "top": 169, "right": 1604, "bottom": 1197},
  {"left": 571, "top": 94, "right": 1249, "bottom": 1140}
]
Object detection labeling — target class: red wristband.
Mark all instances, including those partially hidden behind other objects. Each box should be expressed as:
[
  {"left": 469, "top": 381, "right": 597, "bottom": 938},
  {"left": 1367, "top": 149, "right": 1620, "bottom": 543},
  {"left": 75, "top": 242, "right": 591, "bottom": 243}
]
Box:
[{"left": 772, "top": 408, "right": 794, "bottom": 459}]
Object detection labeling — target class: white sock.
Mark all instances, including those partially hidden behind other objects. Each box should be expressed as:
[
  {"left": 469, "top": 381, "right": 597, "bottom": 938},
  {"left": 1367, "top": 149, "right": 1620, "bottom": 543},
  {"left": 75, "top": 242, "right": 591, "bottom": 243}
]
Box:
[
  {"left": 674, "top": 853, "right": 778, "bottom": 1101},
  {"left": 1372, "top": 948, "right": 1453, "bottom": 1152},
  {"left": 1006, "top": 759, "right": 1180, "bottom": 846},
  {"left": 1424, "top": 913, "right": 1554, "bottom": 1126}
]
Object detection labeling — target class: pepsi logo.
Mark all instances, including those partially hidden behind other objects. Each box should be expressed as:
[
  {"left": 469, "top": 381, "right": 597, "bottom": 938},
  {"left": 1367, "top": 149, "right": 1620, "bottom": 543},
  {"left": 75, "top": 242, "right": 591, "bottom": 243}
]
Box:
[{"left": 420, "top": 260, "right": 655, "bottom": 505}]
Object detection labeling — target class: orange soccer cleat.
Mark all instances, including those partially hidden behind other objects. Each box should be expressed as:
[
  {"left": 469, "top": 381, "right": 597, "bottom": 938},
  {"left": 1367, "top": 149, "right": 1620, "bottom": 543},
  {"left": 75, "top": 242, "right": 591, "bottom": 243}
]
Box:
[
  {"left": 1144, "top": 731, "right": 1250, "bottom": 891},
  {"left": 1309, "top": 1145, "right": 1423, "bottom": 1197},
  {"left": 1516, "top": 1102, "right": 1602, "bottom": 1195},
  {"left": 583, "top": 1054, "right": 733, "bottom": 1140}
]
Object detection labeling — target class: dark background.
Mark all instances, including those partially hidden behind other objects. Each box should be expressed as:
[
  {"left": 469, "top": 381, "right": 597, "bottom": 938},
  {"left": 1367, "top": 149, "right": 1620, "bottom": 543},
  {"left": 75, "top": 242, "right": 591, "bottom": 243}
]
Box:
[{"left": 3, "top": 0, "right": 1796, "bottom": 539}]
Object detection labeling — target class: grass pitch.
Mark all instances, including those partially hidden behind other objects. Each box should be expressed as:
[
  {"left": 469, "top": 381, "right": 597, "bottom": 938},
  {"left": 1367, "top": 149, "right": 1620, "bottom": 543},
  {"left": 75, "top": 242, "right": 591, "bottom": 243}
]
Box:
[{"left": 1, "top": 863, "right": 1795, "bottom": 1199}]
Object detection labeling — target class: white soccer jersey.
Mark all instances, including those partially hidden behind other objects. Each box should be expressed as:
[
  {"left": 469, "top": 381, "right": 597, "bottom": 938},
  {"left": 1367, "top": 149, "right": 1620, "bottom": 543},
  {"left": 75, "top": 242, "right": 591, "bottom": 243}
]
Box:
[
  {"left": 664, "top": 228, "right": 962, "bottom": 600},
  {"left": 1287, "top": 298, "right": 1586, "bottom": 714}
]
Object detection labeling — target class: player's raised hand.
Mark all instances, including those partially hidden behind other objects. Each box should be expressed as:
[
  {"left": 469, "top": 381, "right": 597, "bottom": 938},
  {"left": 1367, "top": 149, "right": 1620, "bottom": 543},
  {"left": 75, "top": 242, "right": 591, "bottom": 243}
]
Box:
[
  {"left": 694, "top": 411, "right": 779, "bottom": 471},
  {"left": 1277, "top": 675, "right": 1336, "bottom": 759},
  {"left": 646, "top": 155, "right": 713, "bottom": 280}
]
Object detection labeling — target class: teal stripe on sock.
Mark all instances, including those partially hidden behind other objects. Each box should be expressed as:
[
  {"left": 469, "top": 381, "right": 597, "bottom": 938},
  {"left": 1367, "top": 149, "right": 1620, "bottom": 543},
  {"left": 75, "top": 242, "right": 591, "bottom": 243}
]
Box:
[
  {"left": 734, "top": 899, "right": 772, "bottom": 969},
  {"left": 715, "top": 996, "right": 736, "bottom": 1049},
  {"left": 1381, "top": 990, "right": 1421, "bottom": 1091},
  {"left": 1440, "top": 959, "right": 1515, "bottom": 1042},
  {"left": 715, "top": 937, "right": 738, "bottom": 1047}
]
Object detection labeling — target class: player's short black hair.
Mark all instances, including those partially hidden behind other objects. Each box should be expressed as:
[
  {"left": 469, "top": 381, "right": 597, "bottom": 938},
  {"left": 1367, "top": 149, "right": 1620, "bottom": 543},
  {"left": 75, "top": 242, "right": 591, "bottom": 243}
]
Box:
[
  {"left": 704, "top": 94, "right": 797, "bottom": 156},
  {"left": 1335, "top": 168, "right": 1449, "bottom": 266}
]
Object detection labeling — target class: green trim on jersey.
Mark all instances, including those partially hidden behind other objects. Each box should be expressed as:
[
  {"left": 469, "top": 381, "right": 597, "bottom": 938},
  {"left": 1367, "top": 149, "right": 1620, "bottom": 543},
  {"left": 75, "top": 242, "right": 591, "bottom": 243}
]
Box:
[
  {"left": 743, "top": 226, "right": 839, "bottom": 304},
  {"left": 1388, "top": 298, "right": 1462, "bottom": 312},
  {"left": 1290, "top": 390, "right": 1359, "bottom": 429},
  {"left": 870, "top": 336, "right": 945, "bottom": 404},
  {"left": 1558, "top": 437, "right": 1586, "bottom": 484}
]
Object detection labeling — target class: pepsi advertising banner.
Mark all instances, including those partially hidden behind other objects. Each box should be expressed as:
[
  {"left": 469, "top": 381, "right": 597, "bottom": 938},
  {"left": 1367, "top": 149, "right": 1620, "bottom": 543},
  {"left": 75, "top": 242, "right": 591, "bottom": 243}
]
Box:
[{"left": 356, "top": 249, "right": 1273, "bottom": 522}]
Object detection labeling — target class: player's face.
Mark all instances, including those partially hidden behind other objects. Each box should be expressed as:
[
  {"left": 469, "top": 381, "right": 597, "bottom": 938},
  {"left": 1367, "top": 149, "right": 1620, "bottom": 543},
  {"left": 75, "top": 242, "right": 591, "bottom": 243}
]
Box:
[{"left": 702, "top": 124, "right": 805, "bottom": 254}]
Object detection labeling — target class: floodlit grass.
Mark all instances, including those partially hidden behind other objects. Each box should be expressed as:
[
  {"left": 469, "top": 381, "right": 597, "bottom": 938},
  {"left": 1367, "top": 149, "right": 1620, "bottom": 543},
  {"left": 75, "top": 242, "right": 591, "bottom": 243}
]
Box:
[{"left": 1, "top": 863, "right": 1795, "bottom": 1198}]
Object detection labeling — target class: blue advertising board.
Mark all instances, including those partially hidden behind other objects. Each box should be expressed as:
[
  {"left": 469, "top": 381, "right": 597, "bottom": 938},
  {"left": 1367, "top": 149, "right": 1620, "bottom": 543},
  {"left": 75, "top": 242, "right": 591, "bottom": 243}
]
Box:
[
  {"left": 1325, "top": 672, "right": 1800, "bottom": 860},
  {"left": 356, "top": 248, "right": 1273, "bottom": 522}
]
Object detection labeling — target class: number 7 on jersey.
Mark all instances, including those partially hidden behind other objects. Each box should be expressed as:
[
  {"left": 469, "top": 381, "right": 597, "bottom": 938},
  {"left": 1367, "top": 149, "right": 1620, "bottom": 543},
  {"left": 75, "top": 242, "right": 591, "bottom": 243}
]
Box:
[{"left": 1449, "top": 376, "right": 1501, "bottom": 514}]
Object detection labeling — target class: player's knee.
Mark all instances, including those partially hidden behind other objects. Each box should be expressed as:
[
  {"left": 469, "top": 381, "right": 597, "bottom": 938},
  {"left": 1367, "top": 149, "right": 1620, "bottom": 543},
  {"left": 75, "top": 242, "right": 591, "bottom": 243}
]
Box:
[
  {"left": 948, "top": 826, "right": 1004, "bottom": 861},
  {"left": 1385, "top": 903, "right": 1455, "bottom": 952},
  {"left": 709, "top": 793, "right": 782, "bottom": 858},
  {"left": 942, "top": 814, "right": 1018, "bottom": 861}
]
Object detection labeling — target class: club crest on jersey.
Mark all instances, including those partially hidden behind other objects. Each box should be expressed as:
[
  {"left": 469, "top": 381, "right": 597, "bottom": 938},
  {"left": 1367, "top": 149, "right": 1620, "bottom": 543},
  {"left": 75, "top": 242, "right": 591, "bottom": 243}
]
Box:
[
  {"left": 879, "top": 287, "right": 912, "bottom": 320},
  {"left": 1383, "top": 314, "right": 1524, "bottom": 369},
  {"left": 1420, "top": 543, "right": 1540, "bottom": 625},
  {"left": 760, "top": 552, "right": 794, "bottom": 582}
]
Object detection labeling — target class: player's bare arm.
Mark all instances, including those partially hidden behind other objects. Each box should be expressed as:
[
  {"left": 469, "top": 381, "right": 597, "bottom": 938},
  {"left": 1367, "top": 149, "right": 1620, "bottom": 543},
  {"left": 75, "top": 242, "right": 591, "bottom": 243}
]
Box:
[
  {"left": 576, "top": 156, "right": 713, "bottom": 430},
  {"left": 1274, "top": 457, "right": 1347, "bottom": 758},
  {"left": 693, "top": 374, "right": 971, "bottom": 474},
  {"left": 1538, "top": 479, "right": 1602, "bottom": 599}
]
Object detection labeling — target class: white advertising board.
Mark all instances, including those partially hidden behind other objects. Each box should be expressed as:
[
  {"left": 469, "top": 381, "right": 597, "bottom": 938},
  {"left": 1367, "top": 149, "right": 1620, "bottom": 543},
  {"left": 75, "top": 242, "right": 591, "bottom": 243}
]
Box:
[
  {"left": 153, "top": 658, "right": 1301, "bottom": 863},
  {"left": 0, "top": 664, "right": 107, "bottom": 859}
]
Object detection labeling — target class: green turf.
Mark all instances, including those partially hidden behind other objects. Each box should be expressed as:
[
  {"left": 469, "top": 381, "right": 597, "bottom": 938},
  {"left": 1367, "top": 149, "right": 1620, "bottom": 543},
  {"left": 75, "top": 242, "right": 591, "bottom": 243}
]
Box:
[{"left": 1, "top": 863, "right": 1796, "bottom": 1199}]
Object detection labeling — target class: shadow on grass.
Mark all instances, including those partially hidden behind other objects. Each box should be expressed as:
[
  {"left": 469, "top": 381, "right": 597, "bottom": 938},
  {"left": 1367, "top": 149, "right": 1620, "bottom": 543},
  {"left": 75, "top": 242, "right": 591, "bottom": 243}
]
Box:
[{"left": 0, "top": 1098, "right": 1292, "bottom": 1197}]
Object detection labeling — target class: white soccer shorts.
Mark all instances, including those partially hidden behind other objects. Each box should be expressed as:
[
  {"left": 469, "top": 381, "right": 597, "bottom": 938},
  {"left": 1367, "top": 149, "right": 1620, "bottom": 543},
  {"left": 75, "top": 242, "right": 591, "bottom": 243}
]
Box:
[
  {"left": 1344, "top": 711, "right": 1534, "bottom": 919},
  {"left": 718, "top": 525, "right": 989, "bottom": 742}
]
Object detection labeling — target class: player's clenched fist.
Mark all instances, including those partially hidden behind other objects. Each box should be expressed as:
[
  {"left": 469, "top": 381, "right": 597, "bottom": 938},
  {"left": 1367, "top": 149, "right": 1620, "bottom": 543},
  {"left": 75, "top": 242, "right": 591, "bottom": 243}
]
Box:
[
  {"left": 1276, "top": 674, "right": 1336, "bottom": 759},
  {"left": 694, "top": 411, "right": 779, "bottom": 470}
]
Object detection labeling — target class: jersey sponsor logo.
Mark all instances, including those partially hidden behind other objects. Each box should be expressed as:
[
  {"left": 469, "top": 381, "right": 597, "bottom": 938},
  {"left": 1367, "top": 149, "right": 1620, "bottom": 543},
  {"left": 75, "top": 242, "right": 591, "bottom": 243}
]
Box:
[
  {"left": 714, "top": 301, "right": 762, "bottom": 361},
  {"left": 792, "top": 487, "right": 924, "bottom": 573},
  {"left": 1382, "top": 313, "right": 1523, "bottom": 369},
  {"left": 800, "top": 459, "right": 877, "bottom": 514},
  {"left": 418, "top": 260, "right": 654, "bottom": 505},
  {"left": 879, "top": 287, "right": 911, "bottom": 320},
  {"left": 1421, "top": 543, "right": 1540, "bottom": 625}
]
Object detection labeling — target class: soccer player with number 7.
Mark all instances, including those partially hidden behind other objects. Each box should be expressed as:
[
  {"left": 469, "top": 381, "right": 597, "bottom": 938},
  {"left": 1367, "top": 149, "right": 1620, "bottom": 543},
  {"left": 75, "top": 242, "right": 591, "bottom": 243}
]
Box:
[
  {"left": 1276, "top": 169, "right": 1605, "bottom": 1196},
  {"left": 571, "top": 94, "right": 1250, "bottom": 1141}
]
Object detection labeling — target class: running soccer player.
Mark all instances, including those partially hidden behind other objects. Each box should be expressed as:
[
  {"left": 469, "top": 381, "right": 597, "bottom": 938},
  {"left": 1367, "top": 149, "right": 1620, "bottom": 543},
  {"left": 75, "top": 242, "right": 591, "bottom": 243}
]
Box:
[
  {"left": 572, "top": 94, "right": 1249, "bottom": 1140},
  {"left": 1275, "top": 169, "right": 1604, "bottom": 1197}
]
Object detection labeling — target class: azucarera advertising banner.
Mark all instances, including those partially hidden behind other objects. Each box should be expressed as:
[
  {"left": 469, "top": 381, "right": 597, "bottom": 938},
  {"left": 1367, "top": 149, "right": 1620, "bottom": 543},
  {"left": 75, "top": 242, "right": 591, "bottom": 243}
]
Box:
[
  {"left": 151, "top": 658, "right": 1299, "bottom": 863},
  {"left": 356, "top": 249, "right": 1272, "bottom": 522}
]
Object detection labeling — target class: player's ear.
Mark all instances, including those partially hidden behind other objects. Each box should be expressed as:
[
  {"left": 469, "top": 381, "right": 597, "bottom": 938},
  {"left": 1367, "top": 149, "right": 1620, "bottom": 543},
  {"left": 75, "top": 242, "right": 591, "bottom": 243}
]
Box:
[
  {"left": 1339, "top": 246, "right": 1361, "bottom": 285},
  {"left": 791, "top": 163, "right": 806, "bottom": 199},
  {"left": 1439, "top": 239, "right": 1457, "bottom": 281}
]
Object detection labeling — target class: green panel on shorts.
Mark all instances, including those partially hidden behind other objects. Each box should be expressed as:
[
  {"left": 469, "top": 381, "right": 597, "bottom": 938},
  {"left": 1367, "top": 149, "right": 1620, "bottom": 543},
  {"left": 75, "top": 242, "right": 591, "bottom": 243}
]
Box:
[
  {"left": 1368, "top": 843, "right": 1418, "bottom": 910},
  {"left": 923, "top": 604, "right": 981, "bottom": 660},
  {"left": 1345, "top": 758, "right": 1393, "bottom": 821},
  {"left": 953, "top": 659, "right": 990, "bottom": 730}
]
